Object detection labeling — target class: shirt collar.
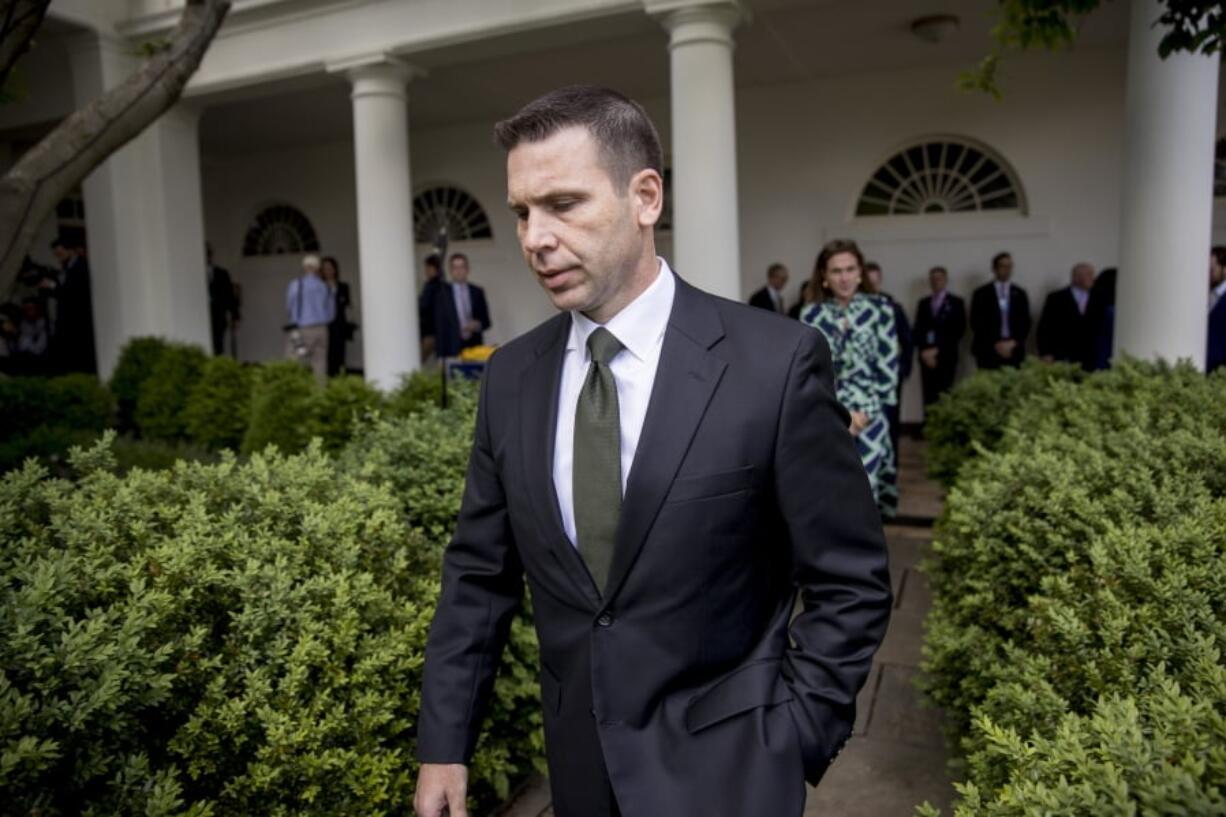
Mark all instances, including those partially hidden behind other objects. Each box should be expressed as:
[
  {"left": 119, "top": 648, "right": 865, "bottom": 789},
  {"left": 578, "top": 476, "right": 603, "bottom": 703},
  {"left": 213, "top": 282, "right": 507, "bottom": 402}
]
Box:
[
  {"left": 567, "top": 257, "right": 675, "bottom": 363},
  {"left": 1214, "top": 280, "right": 1226, "bottom": 299}
]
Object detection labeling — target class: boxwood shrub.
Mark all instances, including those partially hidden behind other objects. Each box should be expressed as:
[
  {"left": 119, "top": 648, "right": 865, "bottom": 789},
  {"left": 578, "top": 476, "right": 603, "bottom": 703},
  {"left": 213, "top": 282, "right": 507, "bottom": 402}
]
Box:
[
  {"left": 183, "top": 356, "right": 253, "bottom": 452},
  {"left": 134, "top": 343, "right": 209, "bottom": 442},
  {"left": 109, "top": 337, "right": 172, "bottom": 432},
  {"left": 241, "top": 361, "right": 320, "bottom": 456},
  {"left": 0, "top": 432, "right": 543, "bottom": 815},
  {"left": 0, "top": 375, "right": 116, "bottom": 473},
  {"left": 919, "top": 362, "right": 1226, "bottom": 814},
  {"left": 923, "top": 361, "right": 1083, "bottom": 487}
]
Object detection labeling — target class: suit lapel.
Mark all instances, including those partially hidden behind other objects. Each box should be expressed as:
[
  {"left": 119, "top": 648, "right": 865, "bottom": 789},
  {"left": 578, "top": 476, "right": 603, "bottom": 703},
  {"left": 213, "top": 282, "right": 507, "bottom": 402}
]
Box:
[
  {"left": 603, "top": 278, "right": 727, "bottom": 603},
  {"left": 518, "top": 315, "right": 603, "bottom": 607}
]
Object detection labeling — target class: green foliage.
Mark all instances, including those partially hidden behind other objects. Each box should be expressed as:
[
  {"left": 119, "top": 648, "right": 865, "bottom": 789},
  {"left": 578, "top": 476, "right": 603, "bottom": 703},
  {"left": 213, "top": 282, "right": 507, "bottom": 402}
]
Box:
[
  {"left": 1, "top": 432, "right": 543, "bottom": 815},
  {"left": 134, "top": 343, "right": 209, "bottom": 442},
  {"left": 385, "top": 370, "right": 445, "bottom": 417},
  {"left": 0, "top": 375, "right": 116, "bottom": 473},
  {"left": 109, "top": 337, "right": 173, "bottom": 431},
  {"left": 965, "top": 0, "right": 1225, "bottom": 97},
  {"left": 183, "top": 357, "right": 253, "bottom": 451},
  {"left": 923, "top": 361, "right": 1083, "bottom": 487},
  {"left": 338, "top": 380, "right": 477, "bottom": 545},
  {"left": 316, "top": 375, "right": 384, "bottom": 453},
  {"left": 241, "top": 361, "right": 320, "bottom": 456},
  {"left": 918, "top": 362, "right": 1226, "bottom": 814}
]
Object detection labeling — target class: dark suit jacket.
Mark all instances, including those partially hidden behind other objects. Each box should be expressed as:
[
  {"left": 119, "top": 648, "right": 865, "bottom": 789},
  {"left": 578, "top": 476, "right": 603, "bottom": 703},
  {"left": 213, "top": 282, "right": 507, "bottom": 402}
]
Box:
[
  {"left": 913, "top": 292, "right": 966, "bottom": 365},
  {"left": 748, "top": 285, "right": 785, "bottom": 315},
  {"left": 52, "top": 255, "right": 96, "bottom": 374},
  {"left": 1036, "top": 286, "right": 1093, "bottom": 369},
  {"left": 1208, "top": 294, "right": 1226, "bottom": 373},
  {"left": 418, "top": 275, "right": 892, "bottom": 816},
  {"left": 970, "top": 281, "right": 1031, "bottom": 369},
  {"left": 208, "top": 265, "right": 238, "bottom": 355},
  {"left": 433, "top": 282, "right": 492, "bottom": 356}
]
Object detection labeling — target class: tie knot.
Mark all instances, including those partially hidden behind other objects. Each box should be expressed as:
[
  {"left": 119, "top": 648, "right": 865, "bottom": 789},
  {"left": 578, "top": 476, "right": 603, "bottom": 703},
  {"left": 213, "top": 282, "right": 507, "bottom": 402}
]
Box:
[{"left": 587, "top": 327, "right": 624, "bottom": 366}]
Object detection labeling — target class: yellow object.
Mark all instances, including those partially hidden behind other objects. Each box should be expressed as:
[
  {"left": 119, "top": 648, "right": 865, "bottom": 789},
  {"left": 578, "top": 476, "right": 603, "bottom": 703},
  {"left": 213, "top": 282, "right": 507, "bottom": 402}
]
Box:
[{"left": 460, "top": 345, "right": 496, "bottom": 362}]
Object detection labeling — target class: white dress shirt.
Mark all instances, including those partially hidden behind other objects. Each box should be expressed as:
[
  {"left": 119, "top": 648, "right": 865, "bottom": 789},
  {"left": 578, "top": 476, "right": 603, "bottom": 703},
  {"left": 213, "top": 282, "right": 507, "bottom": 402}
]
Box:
[
  {"left": 1071, "top": 286, "right": 1090, "bottom": 315},
  {"left": 1211, "top": 280, "right": 1226, "bottom": 312},
  {"left": 553, "top": 259, "right": 676, "bottom": 546}
]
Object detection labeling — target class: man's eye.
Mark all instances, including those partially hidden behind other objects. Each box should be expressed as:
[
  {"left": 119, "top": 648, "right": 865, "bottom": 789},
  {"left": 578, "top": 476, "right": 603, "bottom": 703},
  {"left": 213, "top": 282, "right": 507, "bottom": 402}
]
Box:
[{"left": 553, "top": 200, "right": 576, "bottom": 211}]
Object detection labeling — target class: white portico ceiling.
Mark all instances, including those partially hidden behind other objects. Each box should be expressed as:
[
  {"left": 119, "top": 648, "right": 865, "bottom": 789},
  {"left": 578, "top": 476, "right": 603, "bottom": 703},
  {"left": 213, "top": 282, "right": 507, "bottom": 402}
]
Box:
[{"left": 198, "top": 0, "right": 1131, "bottom": 156}]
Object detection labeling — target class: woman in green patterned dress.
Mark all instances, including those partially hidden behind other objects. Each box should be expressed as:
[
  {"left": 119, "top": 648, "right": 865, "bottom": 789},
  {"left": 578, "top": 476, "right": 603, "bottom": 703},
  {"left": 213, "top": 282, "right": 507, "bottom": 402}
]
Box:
[{"left": 802, "top": 239, "right": 901, "bottom": 517}]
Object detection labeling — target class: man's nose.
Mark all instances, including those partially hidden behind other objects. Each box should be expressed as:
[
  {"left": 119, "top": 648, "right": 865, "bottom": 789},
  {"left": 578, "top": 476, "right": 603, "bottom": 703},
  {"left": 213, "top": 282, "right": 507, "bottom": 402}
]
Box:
[{"left": 520, "top": 212, "right": 557, "bottom": 254}]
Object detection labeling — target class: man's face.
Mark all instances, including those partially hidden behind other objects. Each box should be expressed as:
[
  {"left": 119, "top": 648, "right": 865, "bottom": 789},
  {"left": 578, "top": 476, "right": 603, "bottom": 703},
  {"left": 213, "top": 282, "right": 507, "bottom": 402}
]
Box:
[
  {"left": 52, "top": 245, "right": 72, "bottom": 266},
  {"left": 1071, "top": 263, "right": 1095, "bottom": 291},
  {"left": 507, "top": 126, "right": 659, "bottom": 322},
  {"left": 449, "top": 258, "right": 469, "bottom": 283},
  {"left": 993, "top": 256, "right": 1014, "bottom": 282},
  {"left": 823, "top": 252, "right": 862, "bottom": 302},
  {"left": 424, "top": 263, "right": 439, "bottom": 281},
  {"left": 768, "top": 267, "right": 789, "bottom": 291},
  {"left": 1211, "top": 253, "right": 1225, "bottom": 287},
  {"left": 929, "top": 270, "right": 947, "bottom": 294}
]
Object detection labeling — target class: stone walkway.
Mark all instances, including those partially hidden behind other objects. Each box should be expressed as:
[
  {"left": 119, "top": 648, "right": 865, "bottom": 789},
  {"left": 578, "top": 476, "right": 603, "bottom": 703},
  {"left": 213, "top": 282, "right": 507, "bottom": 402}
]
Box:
[{"left": 502, "top": 438, "right": 952, "bottom": 817}]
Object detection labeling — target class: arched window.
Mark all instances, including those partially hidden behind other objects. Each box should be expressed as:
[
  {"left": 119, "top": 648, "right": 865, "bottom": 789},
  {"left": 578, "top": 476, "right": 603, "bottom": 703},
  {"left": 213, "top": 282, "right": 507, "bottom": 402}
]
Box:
[
  {"left": 413, "top": 185, "right": 493, "bottom": 244},
  {"left": 242, "top": 204, "right": 320, "bottom": 256},
  {"left": 856, "top": 138, "right": 1026, "bottom": 217}
]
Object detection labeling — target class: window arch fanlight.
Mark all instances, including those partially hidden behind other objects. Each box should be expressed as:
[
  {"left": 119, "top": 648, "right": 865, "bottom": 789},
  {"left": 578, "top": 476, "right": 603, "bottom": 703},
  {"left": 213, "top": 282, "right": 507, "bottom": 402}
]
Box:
[
  {"left": 241, "top": 203, "right": 320, "bottom": 257},
  {"left": 413, "top": 185, "right": 493, "bottom": 244},
  {"left": 855, "top": 137, "right": 1027, "bottom": 217}
]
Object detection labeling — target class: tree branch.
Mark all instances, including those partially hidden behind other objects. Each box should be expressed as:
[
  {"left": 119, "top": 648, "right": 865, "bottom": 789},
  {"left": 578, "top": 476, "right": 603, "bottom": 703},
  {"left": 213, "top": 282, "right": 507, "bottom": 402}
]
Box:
[
  {"left": 0, "top": 0, "right": 51, "bottom": 92},
  {"left": 0, "top": 0, "right": 230, "bottom": 295}
]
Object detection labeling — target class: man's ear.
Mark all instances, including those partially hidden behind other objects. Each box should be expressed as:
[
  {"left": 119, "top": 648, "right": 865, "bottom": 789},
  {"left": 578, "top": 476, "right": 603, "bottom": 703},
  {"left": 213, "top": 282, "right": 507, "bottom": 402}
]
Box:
[{"left": 631, "top": 169, "right": 664, "bottom": 228}]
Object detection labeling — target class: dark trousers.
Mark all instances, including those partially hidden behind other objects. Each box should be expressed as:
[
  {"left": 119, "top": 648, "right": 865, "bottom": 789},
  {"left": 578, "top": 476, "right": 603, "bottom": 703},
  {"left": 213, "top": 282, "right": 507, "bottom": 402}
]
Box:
[{"left": 920, "top": 360, "right": 957, "bottom": 411}]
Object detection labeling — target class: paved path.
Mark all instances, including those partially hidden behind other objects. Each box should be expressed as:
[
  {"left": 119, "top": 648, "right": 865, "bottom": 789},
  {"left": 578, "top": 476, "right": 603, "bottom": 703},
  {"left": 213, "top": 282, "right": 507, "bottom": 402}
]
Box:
[{"left": 502, "top": 439, "right": 952, "bottom": 817}]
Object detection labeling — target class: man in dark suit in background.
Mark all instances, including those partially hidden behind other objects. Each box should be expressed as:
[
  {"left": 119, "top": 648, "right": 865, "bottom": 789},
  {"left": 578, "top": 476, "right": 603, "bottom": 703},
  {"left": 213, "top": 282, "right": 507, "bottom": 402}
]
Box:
[
  {"left": 432, "top": 254, "right": 492, "bottom": 357},
  {"left": 1037, "top": 262, "right": 1096, "bottom": 369},
  {"left": 206, "top": 243, "right": 240, "bottom": 356},
  {"left": 913, "top": 266, "right": 966, "bottom": 410},
  {"left": 1208, "top": 246, "right": 1226, "bottom": 373},
  {"left": 46, "top": 237, "right": 96, "bottom": 374},
  {"left": 414, "top": 86, "right": 891, "bottom": 817},
  {"left": 748, "top": 262, "right": 789, "bottom": 315},
  {"left": 863, "top": 261, "right": 912, "bottom": 456},
  {"left": 970, "top": 251, "right": 1031, "bottom": 370}
]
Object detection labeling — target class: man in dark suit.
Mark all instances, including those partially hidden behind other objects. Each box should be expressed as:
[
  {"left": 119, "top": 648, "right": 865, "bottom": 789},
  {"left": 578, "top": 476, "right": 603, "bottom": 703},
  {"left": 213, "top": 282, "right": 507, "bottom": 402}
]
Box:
[
  {"left": 1208, "top": 246, "right": 1226, "bottom": 373},
  {"left": 433, "top": 254, "right": 492, "bottom": 357},
  {"left": 206, "top": 243, "right": 239, "bottom": 356},
  {"left": 46, "top": 237, "right": 96, "bottom": 374},
  {"left": 913, "top": 266, "right": 966, "bottom": 409},
  {"left": 1037, "top": 262, "right": 1096, "bottom": 369},
  {"left": 970, "top": 251, "right": 1031, "bottom": 370},
  {"left": 863, "top": 261, "right": 912, "bottom": 458},
  {"left": 414, "top": 86, "right": 891, "bottom": 817},
  {"left": 748, "top": 262, "right": 789, "bottom": 315}
]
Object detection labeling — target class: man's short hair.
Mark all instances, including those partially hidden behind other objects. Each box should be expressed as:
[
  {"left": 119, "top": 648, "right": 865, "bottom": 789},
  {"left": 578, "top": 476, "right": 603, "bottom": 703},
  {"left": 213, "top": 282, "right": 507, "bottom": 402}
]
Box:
[
  {"left": 1212, "top": 246, "right": 1226, "bottom": 267},
  {"left": 425, "top": 254, "right": 441, "bottom": 272},
  {"left": 814, "top": 239, "right": 866, "bottom": 277},
  {"left": 863, "top": 261, "right": 882, "bottom": 274},
  {"left": 493, "top": 85, "right": 663, "bottom": 189},
  {"left": 50, "top": 237, "right": 66, "bottom": 251},
  {"left": 929, "top": 266, "right": 948, "bottom": 277},
  {"left": 991, "top": 251, "right": 1012, "bottom": 271},
  {"left": 766, "top": 262, "right": 787, "bottom": 279},
  {"left": 301, "top": 254, "right": 321, "bottom": 271},
  {"left": 449, "top": 253, "right": 469, "bottom": 266}
]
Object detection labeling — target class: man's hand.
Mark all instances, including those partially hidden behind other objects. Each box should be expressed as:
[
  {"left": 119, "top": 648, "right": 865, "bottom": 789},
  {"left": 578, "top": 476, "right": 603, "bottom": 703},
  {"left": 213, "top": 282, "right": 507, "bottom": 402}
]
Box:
[
  {"left": 919, "top": 348, "right": 939, "bottom": 369},
  {"left": 415, "top": 763, "right": 469, "bottom": 816},
  {"left": 994, "top": 339, "right": 1017, "bottom": 360}
]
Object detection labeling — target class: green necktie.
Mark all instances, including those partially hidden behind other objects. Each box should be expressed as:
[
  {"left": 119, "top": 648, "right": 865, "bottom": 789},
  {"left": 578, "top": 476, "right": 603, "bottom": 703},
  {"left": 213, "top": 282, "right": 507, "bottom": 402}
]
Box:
[{"left": 574, "top": 327, "right": 624, "bottom": 596}]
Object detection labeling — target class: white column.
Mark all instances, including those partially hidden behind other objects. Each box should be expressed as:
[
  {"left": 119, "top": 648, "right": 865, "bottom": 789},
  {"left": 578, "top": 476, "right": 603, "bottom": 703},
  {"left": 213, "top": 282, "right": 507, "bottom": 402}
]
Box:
[
  {"left": 1115, "top": 0, "right": 1220, "bottom": 367},
  {"left": 654, "top": 0, "right": 745, "bottom": 300},
  {"left": 67, "top": 33, "right": 211, "bottom": 378},
  {"left": 331, "top": 55, "right": 420, "bottom": 389}
]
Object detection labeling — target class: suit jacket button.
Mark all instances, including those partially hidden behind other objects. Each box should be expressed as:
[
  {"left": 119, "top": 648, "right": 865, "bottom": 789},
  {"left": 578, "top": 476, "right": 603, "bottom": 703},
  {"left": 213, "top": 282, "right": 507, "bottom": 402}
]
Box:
[{"left": 596, "top": 612, "right": 613, "bottom": 627}]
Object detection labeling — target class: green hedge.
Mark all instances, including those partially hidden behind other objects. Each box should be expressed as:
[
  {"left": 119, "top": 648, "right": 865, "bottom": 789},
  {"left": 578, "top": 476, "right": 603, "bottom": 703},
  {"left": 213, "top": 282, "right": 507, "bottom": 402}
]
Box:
[
  {"left": 919, "top": 361, "right": 1226, "bottom": 815},
  {"left": 183, "top": 356, "right": 253, "bottom": 451},
  {"left": 135, "top": 343, "right": 209, "bottom": 442},
  {"left": 1, "top": 426, "right": 543, "bottom": 815},
  {"left": 923, "top": 361, "right": 1083, "bottom": 487},
  {"left": 0, "top": 375, "right": 116, "bottom": 473},
  {"left": 109, "top": 337, "right": 171, "bottom": 432}
]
